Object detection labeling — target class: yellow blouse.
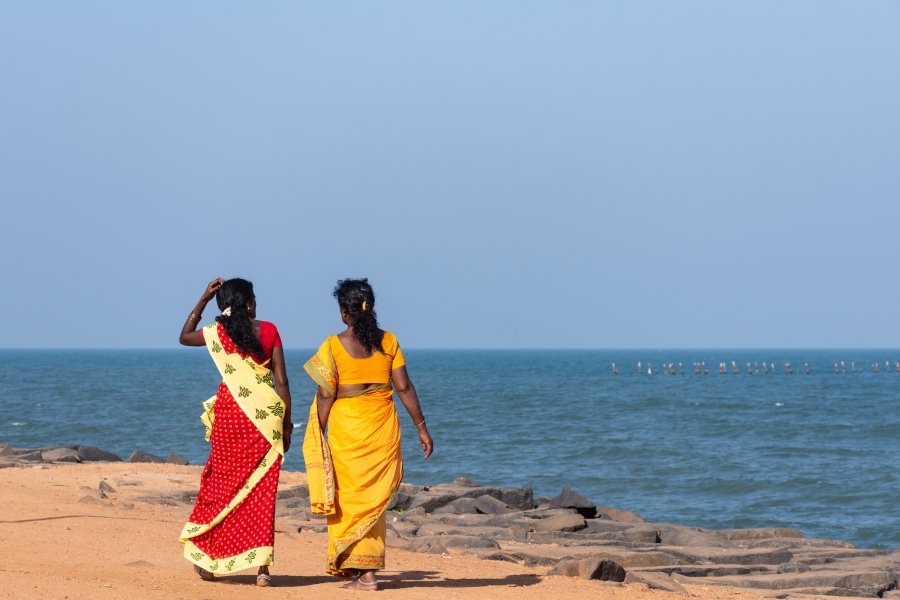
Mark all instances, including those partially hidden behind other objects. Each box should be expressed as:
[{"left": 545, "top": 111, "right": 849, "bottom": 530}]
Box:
[{"left": 328, "top": 331, "right": 406, "bottom": 385}]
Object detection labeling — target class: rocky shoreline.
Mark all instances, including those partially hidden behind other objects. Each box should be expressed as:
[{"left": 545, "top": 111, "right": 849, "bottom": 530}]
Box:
[{"left": 4, "top": 443, "right": 899, "bottom": 598}]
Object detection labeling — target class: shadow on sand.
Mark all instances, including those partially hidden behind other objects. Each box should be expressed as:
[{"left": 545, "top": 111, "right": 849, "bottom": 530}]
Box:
[{"left": 214, "top": 570, "right": 541, "bottom": 589}]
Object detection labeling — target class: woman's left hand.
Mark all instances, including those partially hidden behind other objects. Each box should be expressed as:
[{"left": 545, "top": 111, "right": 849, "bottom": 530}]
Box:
[{"left": 418, "top": 428, "right": 433, "bottom": 459}]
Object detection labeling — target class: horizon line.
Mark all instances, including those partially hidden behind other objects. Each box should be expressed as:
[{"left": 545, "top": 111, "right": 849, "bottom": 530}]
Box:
[{"left": 3, "top": 346, "right": 900, "bottom": 352}]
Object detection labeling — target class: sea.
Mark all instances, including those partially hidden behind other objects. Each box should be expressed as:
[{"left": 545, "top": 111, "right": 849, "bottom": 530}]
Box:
[{"left": 1, "top": 349, "right": 897, "bottom": 550}]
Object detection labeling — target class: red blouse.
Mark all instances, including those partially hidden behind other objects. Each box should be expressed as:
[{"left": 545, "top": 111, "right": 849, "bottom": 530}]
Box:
[{"left": 200, "top": 321, "right": 282, "bottom": 363}]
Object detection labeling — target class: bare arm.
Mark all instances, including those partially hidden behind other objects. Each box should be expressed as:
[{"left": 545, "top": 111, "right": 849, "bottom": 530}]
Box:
[
  {"left": 316, "top": 385, "right": 336, "bottom": 432},
  {"left": 179, "top": 278, "right": 224, "bottom": 346},
  {"left": 392, "top": 365, "right": 433, "bottom": 459},
  {"left": 270, "top": 345, "right": 293, "bottom": 452}
]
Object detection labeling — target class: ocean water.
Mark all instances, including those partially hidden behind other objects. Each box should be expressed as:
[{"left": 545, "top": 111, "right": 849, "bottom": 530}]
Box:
[{"left": 1, "top": 348, "right": 897, "bottom": 550}]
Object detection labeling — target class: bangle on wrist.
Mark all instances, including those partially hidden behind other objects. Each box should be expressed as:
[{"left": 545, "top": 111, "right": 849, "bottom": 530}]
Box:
[{"left": 414, "top": 418, "right": 426, "bottom": 427}]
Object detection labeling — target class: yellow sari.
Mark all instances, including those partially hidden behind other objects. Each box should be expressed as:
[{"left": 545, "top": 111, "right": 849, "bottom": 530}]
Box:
[{"left": 302, "top": 342, "right": 403, "bottom": 575}]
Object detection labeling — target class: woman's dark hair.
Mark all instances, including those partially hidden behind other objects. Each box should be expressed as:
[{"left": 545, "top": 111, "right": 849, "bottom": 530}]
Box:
[
  {"left": 334, "top": 278, "right": 384, "bottom": 354},
  {"left": 215, "top": 278, "right": 264, "bottom": 358}
]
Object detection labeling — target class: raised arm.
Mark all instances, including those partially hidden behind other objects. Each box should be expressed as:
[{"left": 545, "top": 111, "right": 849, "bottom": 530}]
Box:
[
  {"left": 179, "top": 278, "right": 224, "bottom": 346},
  {"left": 392, "top": 365, "right": 433, "bottom": 459},
  {"left": 270, "top": 345, "right": 293, "bottom": 452}
]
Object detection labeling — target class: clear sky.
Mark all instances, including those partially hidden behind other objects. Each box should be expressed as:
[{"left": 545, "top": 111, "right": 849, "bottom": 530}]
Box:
[{"left": 1, "top": 2, "right": 898, "bottom": 349}]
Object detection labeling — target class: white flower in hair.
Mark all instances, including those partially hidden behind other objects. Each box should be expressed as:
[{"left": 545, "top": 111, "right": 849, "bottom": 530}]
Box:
[{"left": 221, "top": 307, "right": 232, "bottom": 317}]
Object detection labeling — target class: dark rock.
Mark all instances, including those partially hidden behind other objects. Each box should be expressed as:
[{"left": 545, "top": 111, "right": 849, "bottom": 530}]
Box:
[
  {"left": 591, "top": 559, "right": 628, "bottom": 582},
  {"left": 409, "top": 538, "right": 450, "bottom": 555},
  {"left": 0, "top": 444, "right": 15, "bottom": 457},
  {"left": 99, "top": 481, "right": 117, "bottom": 494},
  {"left": 402, "top": 482, "right": 533, "bottom": 512},
  {"left": 614, "top": 525, "right": 662, "bottom": 544},
  {"left": 745, "top": 536, "right": 856, "bottom": 550},
  {"left": 166, "top": 452, "right": 189, "bottom": 466},
  {"left": 716, "top": 527, "right": 804, "bottom": 541},
  {"left": 416, "top": 522, "right": 527, "bottom": 541},
  {"left": 523, "top": 507, "right": 584, "bottom": 519},
  {"left": 548, "top": 557, "right": 626, "bottom": 581},
  {"left": 694, "top": 569, "right": 896, "bottom": 592},
  {"left": 657, "top": 524, "right": 734, "bottom": 548},
  {"left": 662, "top": 546, "right": 793, "bottom": 566},
  {"left": 649, "top": 564, "right": 776, "bottom": 578},
  {"left": 625, "top": 570, "right": 688, "bottom": 594},
  {"left": 777, "top": 561, "right": 810, "bottom": 574},
  {"left": 525, "top": 531, "right": 621, "bottom": 545},
  {"left": 549, "top": 486, "right": 597, "bottom": 519},
  {"left": 433, "top": 497, "right": 480, "bottom": 514},
  {"left": 483, "top": 514, "right": 534, "bottom": 529},
  {"left": 473, "top": 495, "right": 515, "bottom": 515},
  {"left": 413, "top": 534, "right": 499, "bottom": 549},
  {"left": 480, "top": 551, "right": 523, "bottom": 564},
  {"left": 387, "top": 483, "right": 426, "bottom": 510},
  {"left": 386, "top": 518, "right": 419, "bottom": 538},
  {"left": 77, "top": 446, "right": 123, "bottom": 462},
  {"left": 41, "top": 447, "right": 81, "bottom": 463},
  {"left": 398, "top": 506, "right": 427, "bottom": 523},
  {"left": 533, "top": 496, "right": 551, "bottom": 509},
  {"left": 531, "top": 512, "right": 586, "bottom": 533},
  {"left": 127, "top": 450, "right": 165, "bottom": 463},
  {"left": 595, "top": 506, "right": 646, "bottom": 523},
  {"left": 14, "top": 450, "right": 43, "bottom": 462},
  {"left": 582, "top": 519, "right": 633, "bottom": 535}
]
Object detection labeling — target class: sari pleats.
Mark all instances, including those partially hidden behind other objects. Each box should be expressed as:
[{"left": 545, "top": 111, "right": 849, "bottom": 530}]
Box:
[
  {"left": 326, "top": 392, "right": 402, "bottom": 574},
  {"left": 188, "top": 389, "right": 281, "bottom": 561}
]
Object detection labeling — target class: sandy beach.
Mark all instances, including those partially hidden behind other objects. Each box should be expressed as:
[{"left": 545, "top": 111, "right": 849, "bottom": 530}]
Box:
[{"left": 0, "top": 462, "right": 786, "bottom": 600}]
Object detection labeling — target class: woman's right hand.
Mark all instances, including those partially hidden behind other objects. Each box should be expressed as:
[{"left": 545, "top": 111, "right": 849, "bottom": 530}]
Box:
[{"left": 201, "top": 278, "right": 224, "bottom": 302}]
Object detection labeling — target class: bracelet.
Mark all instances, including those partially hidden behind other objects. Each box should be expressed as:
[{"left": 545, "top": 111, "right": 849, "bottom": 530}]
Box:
[
  {"left": 188, "top": 312, "right": 200, "bottom": 321},
  {"left": 283, "top": 422, "right": 294, "bottom": 430},
  {"left": 414, "top": 418, "right": 426, "bottom": 427}
]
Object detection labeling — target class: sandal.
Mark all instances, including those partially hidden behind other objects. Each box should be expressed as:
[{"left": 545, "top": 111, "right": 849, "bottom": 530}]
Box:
[
  {"left": 194, "top": 564, "right": 215, "bottom": 581},
  {"left": 257, "top": 573, "right": 272, "bottom": 587}
]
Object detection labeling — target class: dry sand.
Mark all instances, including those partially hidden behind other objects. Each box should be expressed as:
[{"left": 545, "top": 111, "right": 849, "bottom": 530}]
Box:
[{"left": 0, "top": 463, "right": 785, "bottom": 599}]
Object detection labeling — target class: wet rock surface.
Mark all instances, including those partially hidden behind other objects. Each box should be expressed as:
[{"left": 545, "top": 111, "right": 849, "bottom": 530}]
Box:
[{"left": 0, "top": 444, "right": 124, "bottom": 465}]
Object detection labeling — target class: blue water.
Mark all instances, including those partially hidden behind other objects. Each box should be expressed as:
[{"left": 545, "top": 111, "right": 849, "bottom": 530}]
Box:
[{"left": 1, "top": 349, "right": 897, "bottom": 549}]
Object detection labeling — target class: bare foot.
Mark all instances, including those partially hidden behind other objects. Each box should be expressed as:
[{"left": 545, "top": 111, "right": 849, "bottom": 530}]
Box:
[
  {"left": 193, "top": 564, "right": 215, "bottom": 581},
  {"left": 340, "top": 577, "right": 379, "bottom": 591},
  {"left": 257, "top": 566, "right": 272, "bottom": 587}
]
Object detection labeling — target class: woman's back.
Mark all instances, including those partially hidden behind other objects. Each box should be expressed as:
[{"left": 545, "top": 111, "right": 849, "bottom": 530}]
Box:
[{"left": 329, "top": 331, "right": 404, "bottom": 385}]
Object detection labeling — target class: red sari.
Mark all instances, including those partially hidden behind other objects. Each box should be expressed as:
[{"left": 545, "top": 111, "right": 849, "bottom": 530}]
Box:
[{"left": 180, "top": 322, "right": 284, "bottom": 574}]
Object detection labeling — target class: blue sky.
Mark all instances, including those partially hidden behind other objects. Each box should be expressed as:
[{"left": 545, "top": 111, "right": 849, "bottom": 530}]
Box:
[{"left": 1, "top": 2, "right": 898, "bottom": 349}]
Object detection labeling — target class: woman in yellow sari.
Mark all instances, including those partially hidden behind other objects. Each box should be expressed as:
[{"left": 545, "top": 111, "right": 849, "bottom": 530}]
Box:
[{"left": 303, "top": 278, "right": 433, "bottom": 591}]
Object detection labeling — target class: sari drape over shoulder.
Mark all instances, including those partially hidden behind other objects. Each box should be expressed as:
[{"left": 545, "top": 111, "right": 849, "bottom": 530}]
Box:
[
  {"left": 302, "top": 339, "right": 403, "bottom": 576},
  {"left": 179, "top": 323, "right": 285, "bottom": 574}
]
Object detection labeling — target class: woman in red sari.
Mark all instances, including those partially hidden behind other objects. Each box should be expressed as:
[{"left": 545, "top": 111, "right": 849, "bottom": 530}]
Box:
[{"left": 178, "top": 277, "right": 292, "bottom": 587}]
